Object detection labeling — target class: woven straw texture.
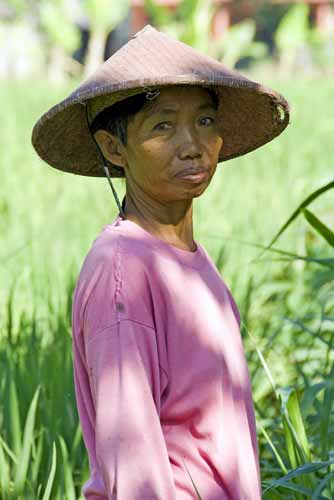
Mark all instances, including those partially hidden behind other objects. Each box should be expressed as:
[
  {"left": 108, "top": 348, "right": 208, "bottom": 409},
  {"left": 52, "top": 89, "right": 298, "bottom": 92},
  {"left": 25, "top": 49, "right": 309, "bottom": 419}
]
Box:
[{"left": 31, "top": 25, "right": 290, "bottom": 178}]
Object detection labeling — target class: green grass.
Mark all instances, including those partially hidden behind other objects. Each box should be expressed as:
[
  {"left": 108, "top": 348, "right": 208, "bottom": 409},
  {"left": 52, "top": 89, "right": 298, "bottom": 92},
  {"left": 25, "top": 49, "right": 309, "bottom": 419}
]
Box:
[{"left": 0, "top": 76, "right": 333, "bottom": 499}]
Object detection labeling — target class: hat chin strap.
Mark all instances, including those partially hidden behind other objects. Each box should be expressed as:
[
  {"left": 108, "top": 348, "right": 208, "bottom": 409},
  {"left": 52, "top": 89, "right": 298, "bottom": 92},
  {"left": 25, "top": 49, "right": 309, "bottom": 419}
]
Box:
[{"left": 84, "top": 104, "right": 125, "bottom": 218}]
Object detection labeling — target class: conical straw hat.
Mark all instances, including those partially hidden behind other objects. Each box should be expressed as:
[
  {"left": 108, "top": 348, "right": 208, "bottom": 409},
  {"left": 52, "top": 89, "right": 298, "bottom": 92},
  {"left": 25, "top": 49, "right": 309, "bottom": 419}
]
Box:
[{"left": 31, "top": 24, "right": 290, "bottom": 178}]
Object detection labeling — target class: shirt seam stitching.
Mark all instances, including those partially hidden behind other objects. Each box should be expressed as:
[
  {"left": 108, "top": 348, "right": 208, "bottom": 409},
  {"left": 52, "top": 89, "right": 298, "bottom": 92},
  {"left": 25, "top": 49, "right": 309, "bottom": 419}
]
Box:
[
  {"left": 114, "top": 234, "right": 123, "bottom": 321},
  {"left": 85, "top": 319, "right": 169, "bottom": 380},
  {"left": 86, "top": 318, "right": 156, "bottom": 344}
]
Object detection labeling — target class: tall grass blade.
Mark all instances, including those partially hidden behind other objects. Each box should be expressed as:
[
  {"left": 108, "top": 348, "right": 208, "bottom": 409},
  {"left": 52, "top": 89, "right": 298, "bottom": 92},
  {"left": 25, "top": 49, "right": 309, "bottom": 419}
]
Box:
[
  {"left": 260, "top": 424, "right": 288, "bottom": 474},
  {"left": 300, "top": 382, "right": 325, "bottom": 415},
  {"left": 320, "top": 362, "right": 334, "bottom": 461},
  {"left": 41, "top": 442, "right": 57, "bottom": 500},
  {"left": 285, "top": 389, "right": 311, "bottom": 461},
  {"left": 13, "top": 386, "right": 40, "bottom": 493},
  {"left": 255, "top": 180, "right": 334, "bottom": 259},
  {"left": 302, "top": 208, "right": 334, "bottom": 247},
  {"left": 279, "top": 387, "right": 315, "bottom": 496},
  {"left": 245, "top": 240, "right": 334, "bottom": 268},
  {"left": 31, "top": 429, "right": 44, "bottom": 484},
  {"left": 59, "top": 436, "right": 76, "bottom": 500},
  {"left": 182, "top": 457, "right": 202, "bottom": 499},
  {"left": 6, "top": 281, "right": 16, "bottom": 345},
  {"left": 311, "top": 470, "right": 334, "bottom": 499},
  {"left": 243, "top": 322, "right": 278, "bottom": 395},
  {"left": 264, "top": 481, "right": 315, "bottom": 496},
  {"left": 0, "top": 435, "right": 18, "bottom": 464},
  {"left": 8, "top": 377, "right": 22, "bottom": 457},
  {"left": 0, "top": 437, "right": 10, "bottom": 495},
  {"left": 144, "top": 0, "right": 171, "bottom": 26},
  {"left": 264, "top": 460, "right": 334, "bottom": 498}
]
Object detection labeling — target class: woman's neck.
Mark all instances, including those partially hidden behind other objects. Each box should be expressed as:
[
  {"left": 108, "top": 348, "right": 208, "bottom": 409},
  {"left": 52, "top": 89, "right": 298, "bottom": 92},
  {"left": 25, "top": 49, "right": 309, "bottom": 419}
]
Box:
[{"left": 122, "top": 193, "right": 196, "bottom": 252}]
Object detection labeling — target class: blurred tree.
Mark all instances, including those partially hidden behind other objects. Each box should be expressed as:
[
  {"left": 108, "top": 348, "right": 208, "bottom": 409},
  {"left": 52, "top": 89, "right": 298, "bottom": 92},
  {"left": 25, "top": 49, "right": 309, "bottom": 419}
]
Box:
[
  {"left": 309, "top": 26, "right": 334, "bottom": 74},
  {"left": 274, "top": 3, "right": 310, "bottom": 73},
  {"left": 253, "top": 2, "right": 291, "bottom": 53},
  {"left": 212, "top": 18, "right": 267, "bottom": 69},
  {"left": 0, "top": 0, "right": 43, "bottom": 78},
  {"left": 144, "top": 0, "right": 266, "bottom": 69},
  {"left": 82, "top": 0, "right": 129, "bottom": 77},
  {"left": 4, "top": 0, "right": 29, "bottom": 18},
  {"left": 144, "top": 0, "right": 213, "bottom": 54},
  {"left": 39, "top": 0, "right": 81, "bottom": 82}
]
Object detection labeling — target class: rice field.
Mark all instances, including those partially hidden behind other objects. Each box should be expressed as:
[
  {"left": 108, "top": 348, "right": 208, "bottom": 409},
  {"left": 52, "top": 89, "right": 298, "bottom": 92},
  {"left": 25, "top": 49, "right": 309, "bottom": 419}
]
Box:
[{"left": 0, "top": 76, "right": 333, "bottom": 499}]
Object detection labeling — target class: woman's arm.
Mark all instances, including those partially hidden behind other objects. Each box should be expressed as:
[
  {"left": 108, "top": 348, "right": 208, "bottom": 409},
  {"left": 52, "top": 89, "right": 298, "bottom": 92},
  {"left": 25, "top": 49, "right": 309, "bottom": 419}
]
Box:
[{"left": 77, "top": 319, "right": 176, "bottom": 500}]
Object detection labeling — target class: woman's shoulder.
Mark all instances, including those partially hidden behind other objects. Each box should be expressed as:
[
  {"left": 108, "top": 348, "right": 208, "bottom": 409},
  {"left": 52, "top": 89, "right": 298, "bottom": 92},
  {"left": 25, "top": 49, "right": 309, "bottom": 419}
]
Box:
[{"left": 77, "top": 222, "right": 157, "bottom": 287}]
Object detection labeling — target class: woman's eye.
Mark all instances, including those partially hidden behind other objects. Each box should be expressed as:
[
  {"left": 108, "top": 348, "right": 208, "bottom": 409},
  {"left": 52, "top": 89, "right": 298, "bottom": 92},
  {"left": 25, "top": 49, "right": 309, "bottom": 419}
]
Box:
[
  {"left": 199, "top": 116, "right": 215, "bottom": 126},
  {"left": 153, "top": 122, "right": 172, "bottom": 131}
]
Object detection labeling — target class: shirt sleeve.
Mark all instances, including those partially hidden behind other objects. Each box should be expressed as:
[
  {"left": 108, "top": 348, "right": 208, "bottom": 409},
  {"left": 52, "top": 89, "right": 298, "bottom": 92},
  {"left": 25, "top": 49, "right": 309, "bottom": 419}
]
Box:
[
  {"left": 84, "top": 319, "right": 176, "bottom": 500},
  {"left": 224, "top": 285, "right": 241, "bottom": 328}
]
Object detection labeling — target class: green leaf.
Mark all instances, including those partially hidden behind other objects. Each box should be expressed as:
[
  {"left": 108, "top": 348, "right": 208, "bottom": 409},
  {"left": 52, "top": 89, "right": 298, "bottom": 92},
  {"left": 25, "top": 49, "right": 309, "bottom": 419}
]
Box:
[
  {"left": 300, "top": 382, "right": 325, "bottom": 415},
  {"left": 13, "top": 386, "right": 40, "bottom": 493},
  {"left": 264, "top": 480, "right": 314, "bottom": 496},
  {"left": 245, "top": 325, "right": 278, "bottom": 395},
  {"left": 302, "top": 208, "right": 334, "bottom": 247},
  {"left": 41, "top": 442, "right": 57, "bottom": 500},
  {"left": 0, "top": 436, "right": 10, "bottom": 496},
  {"left": 259, "top": 424, "right": 288, "bottom": 474},
  {"left": 285, "top": 389, "right": 311, "bottom": 461},
  {"left": 181, "top": 0, "right": 213, "bottom": 53},
  {"left": 0, "top": 435, "right": 18, "bottom": 464},
  {"left": 31, "top": 429, "right": 44, "bottom": 485},
  {"left": 39, "top": 1, "right": 81, "bottom": 53},
  {"left": 320, "top": 364, "right": 334, "bottom": 460},
  {"left": 275, "top": 3, "right": 310, "bottom": 53},
  {"left": 8, "top": 377, "right": 21, "bottom": 457},
  {"left": 311, "top": 470, "right": 334, "bottom": 499},
  {"left": 278, "top": 386, "right": 316, "bottom": 495},
  {"left": 279, "top": 388, "right": 308, "bottom": 468},
  {"left": 59, "top": 436, "right": 76, "bottom": 500},
  {"left": 219, "top": 19, "right": 258, "bottom": 68},
  {"left": 84, "top": 0, "right": 129, "bottom": 32},
  {"left": 70, "top": 423, "right": 82, "bottom": 461},
  {"left": 263, "top": 461, "right": 333, "bottom": 498},
  {"left": 255, "top": 180, "right": 334, "bottom": 259},
  {"left": 144, "top": 0, "right": 171, "bottom": 27}
]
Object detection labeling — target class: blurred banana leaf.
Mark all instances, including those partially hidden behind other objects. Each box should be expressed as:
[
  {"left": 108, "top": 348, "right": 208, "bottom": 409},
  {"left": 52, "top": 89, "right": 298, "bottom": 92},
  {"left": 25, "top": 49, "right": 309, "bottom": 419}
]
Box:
[
  {"left": 213, "top": 18, "right": 267, "bottom": 68},
  {"left": 275, "top": 3, "right": 310, "bottom": 55},
  {"left": 82, "top": 0, "right": 129, "bottom": 76},
  {"left": 39, "top": 0, "right": 80, "bottom": 53},
  {"left": 83, "top": 0, "right": 129, "bottom": 32}
]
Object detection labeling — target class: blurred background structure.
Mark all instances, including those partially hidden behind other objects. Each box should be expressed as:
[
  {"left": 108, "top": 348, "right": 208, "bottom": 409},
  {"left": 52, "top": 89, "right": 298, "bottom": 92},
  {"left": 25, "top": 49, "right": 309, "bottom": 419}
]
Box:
[{"left": 0, "top": 0, "right": 334, "bottom": 81}]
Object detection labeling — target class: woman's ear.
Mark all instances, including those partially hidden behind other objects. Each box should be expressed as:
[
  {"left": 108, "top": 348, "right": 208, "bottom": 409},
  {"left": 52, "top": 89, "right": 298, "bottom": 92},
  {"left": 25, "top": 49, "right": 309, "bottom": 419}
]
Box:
[{"left": 94, "top": 130, "right": 127, "bottom": 169}]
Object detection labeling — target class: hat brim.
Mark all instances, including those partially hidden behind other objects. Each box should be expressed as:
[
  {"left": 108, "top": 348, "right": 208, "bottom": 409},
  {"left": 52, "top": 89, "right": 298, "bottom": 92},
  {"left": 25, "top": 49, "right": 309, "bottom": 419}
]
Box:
[{"left": 32, "top": 75, "right": 289, "bottom": 178}]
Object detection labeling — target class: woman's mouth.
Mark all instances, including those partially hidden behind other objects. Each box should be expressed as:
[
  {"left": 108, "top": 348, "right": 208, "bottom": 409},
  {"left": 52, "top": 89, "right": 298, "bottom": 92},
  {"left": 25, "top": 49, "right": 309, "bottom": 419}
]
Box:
[
  {"left": 175, "top": 168, "right": 209, "bottom": 183},
  {"left": 176, "top": 169, "right": 209, "bottom": 183}
]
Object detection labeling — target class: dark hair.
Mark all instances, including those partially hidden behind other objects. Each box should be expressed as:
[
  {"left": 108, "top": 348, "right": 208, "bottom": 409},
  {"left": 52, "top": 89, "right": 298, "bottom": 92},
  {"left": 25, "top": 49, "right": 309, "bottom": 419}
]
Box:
[
  {"left": 90, "top": 86, "right": 219, "bottom": 147},
  {"left": 90, "top": 92, "right": 149, "bottom": 146}
]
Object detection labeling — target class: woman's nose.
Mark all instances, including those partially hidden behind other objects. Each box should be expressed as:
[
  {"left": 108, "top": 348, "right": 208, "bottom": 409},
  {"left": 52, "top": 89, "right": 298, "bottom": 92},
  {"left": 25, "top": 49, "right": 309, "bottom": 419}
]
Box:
[{"left": 178, "top": 128, "right": 202, "bottom": 160}]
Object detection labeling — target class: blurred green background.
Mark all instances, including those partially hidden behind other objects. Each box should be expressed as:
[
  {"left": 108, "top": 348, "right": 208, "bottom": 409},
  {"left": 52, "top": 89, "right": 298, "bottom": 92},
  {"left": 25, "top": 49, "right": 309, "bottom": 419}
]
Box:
[{"left": 0, "top": 1, "right": 334, "bottom": 499}]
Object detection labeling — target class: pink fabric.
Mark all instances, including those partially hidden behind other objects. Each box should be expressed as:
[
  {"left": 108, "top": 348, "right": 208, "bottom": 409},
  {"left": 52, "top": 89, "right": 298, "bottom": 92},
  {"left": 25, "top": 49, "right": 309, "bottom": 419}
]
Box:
[{"left": 72, "top": 215, "right": 262, "bottom": 500}]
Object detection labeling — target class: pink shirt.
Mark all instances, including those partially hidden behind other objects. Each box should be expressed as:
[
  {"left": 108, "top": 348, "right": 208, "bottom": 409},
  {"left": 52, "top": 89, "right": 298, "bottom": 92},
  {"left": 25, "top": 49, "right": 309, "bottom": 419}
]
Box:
[{"left": 72, "top": 214, "right": 262, "bottom": 500}]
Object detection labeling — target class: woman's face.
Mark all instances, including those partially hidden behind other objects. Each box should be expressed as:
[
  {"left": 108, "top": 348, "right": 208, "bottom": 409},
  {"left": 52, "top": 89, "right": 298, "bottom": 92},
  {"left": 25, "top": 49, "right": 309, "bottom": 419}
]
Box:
[{"left": 99, "top": 86, "right": 223, "bottom": 203}]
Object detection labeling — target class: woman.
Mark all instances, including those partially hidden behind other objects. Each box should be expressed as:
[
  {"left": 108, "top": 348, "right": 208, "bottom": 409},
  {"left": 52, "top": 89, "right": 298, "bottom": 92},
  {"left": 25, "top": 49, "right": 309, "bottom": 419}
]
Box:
[{"left": 32, "top": 25, "right": 290, "bottom": 500}]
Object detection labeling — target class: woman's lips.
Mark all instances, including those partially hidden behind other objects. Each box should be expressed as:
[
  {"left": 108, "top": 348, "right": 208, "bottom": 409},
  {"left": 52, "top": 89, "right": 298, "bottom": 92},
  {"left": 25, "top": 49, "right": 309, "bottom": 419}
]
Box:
[{"left": 175, "top": 168, "right": 209, "bottom": 183}]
